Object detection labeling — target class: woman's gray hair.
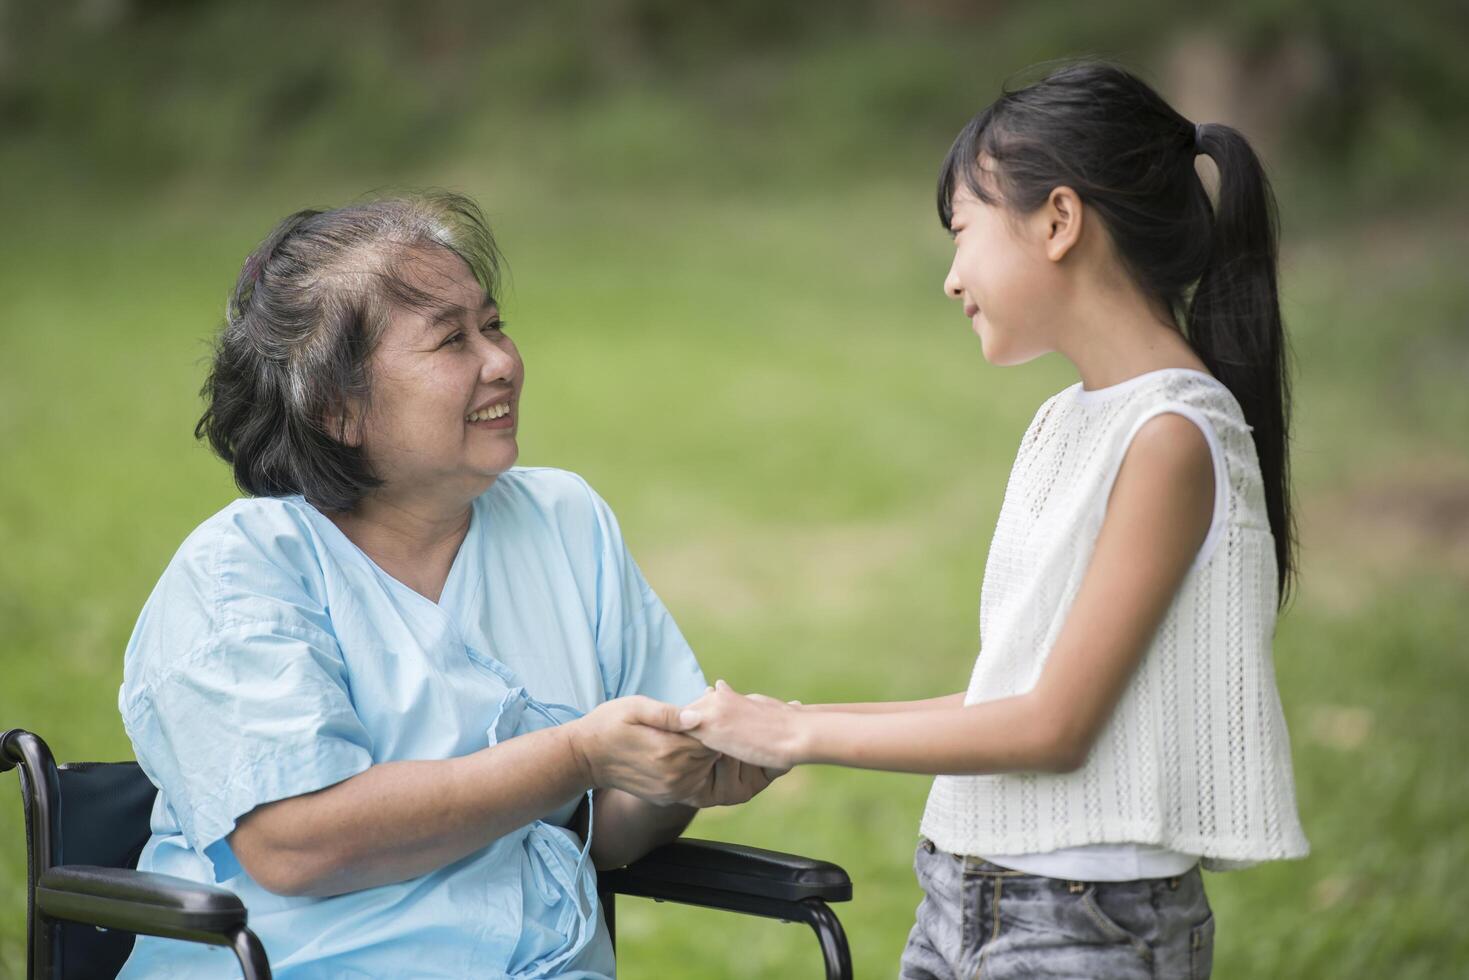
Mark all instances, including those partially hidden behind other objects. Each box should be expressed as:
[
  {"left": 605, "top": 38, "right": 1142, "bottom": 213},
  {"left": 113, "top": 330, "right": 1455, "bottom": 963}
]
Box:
[{"left": 196, "top": 191, "right": 503, "bottom": 512}]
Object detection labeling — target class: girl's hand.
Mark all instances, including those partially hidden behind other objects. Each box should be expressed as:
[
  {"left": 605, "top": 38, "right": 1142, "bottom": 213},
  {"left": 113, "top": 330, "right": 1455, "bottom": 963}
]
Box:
[
  {"left": 679, "top": 680, "right": 804, "bottom": 772},
  {"left": 746, "top": 692, "right": 803, "bottom": 710}
]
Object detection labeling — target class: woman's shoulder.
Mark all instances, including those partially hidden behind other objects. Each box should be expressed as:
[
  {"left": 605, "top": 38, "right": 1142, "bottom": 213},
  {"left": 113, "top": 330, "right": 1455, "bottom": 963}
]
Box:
[
  {"left": 123, "top": 496, "right": 333, "bottom": 704},
  {"left": 480, "top": 467, "right": 625, "bottom": 550},
  {"left": 140, "top": 497, "right": 329, "bottom": 638},
  {"left": 168, "top": 495, "right": 327, "bottom": 582},
  {"left": 483, "top": 466, "right": 608, "bottom": 518}
]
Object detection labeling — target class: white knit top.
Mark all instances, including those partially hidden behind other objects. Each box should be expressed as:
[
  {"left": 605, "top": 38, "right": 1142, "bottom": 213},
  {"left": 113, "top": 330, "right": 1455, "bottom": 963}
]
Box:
[{"left": 919, "top": 368, "right": 1309, "bottom": 871}]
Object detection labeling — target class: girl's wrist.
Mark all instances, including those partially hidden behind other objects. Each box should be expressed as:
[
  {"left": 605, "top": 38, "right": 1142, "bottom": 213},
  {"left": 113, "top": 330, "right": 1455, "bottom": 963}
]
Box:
[{"left": 785, "top": 711, "right": 819, "bottom": 767}]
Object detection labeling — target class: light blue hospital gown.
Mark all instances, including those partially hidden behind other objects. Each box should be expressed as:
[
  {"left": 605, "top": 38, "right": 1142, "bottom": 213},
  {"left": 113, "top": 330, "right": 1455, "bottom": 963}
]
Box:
[{"left": 116, "top": 467, "right": 707, "bottom": 978}]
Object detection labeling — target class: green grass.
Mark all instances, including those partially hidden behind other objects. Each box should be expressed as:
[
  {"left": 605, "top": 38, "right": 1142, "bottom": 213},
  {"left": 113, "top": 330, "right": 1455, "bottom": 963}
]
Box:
[{"left": 2, "top": 157, "right": 1467, "bottom": 978}]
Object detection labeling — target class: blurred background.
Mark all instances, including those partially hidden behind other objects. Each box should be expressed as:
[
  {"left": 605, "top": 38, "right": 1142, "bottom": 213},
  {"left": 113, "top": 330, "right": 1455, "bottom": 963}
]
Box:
[{"left": 1, "top": 0, "right": 1466, "bottom": 976}]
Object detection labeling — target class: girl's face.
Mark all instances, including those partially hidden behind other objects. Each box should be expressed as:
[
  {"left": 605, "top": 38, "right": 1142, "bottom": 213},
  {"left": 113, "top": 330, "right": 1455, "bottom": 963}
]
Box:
[
  {"left": 351, "top": 246, "right": 524, "bottom": 506},
  {"left": 942, "top": 179, "right": 1063, "bottom": 366}
]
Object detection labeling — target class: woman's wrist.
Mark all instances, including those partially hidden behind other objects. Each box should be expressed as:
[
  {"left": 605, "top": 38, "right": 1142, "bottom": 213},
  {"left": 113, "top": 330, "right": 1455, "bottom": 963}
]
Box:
[{"left": 561, "top": 718, "right": 600, "bottom": 791}]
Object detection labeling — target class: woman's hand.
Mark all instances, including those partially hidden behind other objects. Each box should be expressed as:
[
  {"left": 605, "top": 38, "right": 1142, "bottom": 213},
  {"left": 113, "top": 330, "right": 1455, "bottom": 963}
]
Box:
[
  {"left": 566, "top": 695, "right": 718, "bottom": 806},
  {"left": 679, "top": 754, "right": 781, "bottom": 808},
  {"left": 679, "top": 680, "right": 805, "bottom": 772}
]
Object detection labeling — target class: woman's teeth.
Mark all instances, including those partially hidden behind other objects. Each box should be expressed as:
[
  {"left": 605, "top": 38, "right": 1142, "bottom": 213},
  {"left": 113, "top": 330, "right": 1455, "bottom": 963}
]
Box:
[{"left": 466, "top": 403, "right": 510, "bottom": 422}]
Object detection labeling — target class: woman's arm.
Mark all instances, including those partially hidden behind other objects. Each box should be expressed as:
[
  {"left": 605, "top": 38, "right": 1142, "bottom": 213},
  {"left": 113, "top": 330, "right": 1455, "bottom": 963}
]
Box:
[
  {"left": 584, "top": 750, "right": 790, "bottom": 870},
  {"left": 685, "top": 414, "right": 1215, "bottom": 775},
  {"left": 585, "top": 790, "right": 695, "bottom": 871},
  {"left": 231, "top": 696, "right": 714, "bottom": 897}
]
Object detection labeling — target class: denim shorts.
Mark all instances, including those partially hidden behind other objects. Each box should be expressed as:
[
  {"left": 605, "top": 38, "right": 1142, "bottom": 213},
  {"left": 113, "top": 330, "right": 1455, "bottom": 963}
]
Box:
[{"left": 900, "top": 838, "right": 1215, "bottom": 979}]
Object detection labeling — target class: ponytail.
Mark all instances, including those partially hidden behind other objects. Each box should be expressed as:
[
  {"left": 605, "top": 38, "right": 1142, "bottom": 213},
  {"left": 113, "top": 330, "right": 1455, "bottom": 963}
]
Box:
[{"left": 1188, "top": 124, "right": 1296, "bottom": 609}]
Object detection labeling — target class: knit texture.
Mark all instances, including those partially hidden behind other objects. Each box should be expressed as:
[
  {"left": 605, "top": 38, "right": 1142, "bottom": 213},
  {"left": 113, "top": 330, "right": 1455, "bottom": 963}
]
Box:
[{"left": 920, "top": 369, "right": 1309, "bottom": 871}]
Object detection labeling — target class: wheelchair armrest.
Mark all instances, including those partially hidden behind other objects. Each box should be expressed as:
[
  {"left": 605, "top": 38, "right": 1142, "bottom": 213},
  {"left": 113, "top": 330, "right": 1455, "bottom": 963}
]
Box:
[
  {"left": 36, "top": 865, "right": 248, "bottom": 946},
  {"left": 605, "top": 837, "right": 851, "bottom": 904}
]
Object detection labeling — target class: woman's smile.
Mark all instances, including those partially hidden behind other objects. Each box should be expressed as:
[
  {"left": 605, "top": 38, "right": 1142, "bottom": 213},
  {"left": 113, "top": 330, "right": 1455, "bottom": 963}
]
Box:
[{"left": 466, "top": 396, "right": 516, "bottom": 430}]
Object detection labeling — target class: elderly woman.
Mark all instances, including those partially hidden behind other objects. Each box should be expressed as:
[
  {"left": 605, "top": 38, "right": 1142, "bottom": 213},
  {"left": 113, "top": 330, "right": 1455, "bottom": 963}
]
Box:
[{"left": 116, "top": 193, "right": 771, "bottom": 978}]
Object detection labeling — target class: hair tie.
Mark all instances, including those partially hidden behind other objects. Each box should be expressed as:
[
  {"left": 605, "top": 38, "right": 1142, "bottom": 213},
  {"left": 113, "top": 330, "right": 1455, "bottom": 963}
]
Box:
[{"left": 1194, "top": 122, "right": 1206, "bottom": 151}]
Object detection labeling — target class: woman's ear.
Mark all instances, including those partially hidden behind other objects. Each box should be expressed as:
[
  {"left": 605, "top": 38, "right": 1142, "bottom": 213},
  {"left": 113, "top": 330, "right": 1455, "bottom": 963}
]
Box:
[
  {"left": 1042, "top": 186, "right": 1084, "bottom": 263},
  {"left": 323, "top": 397, "right": 365, "bottom": 448}
]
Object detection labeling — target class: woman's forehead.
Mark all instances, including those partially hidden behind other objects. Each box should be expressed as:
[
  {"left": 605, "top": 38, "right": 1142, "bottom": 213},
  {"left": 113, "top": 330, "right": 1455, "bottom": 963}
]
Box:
[
  {"left": 401, "top": 246, "right": 487, "bottom": 304},
  {"left": 375, "top": 250, "right": 491, "bottom": 332}
]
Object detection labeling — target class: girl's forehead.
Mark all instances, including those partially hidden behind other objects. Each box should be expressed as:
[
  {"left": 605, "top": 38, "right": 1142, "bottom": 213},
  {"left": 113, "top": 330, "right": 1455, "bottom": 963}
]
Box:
[
  {"left": 951, "top": 183, "right": 998, "bottom": 214},
  {"left": 968, "top": 154, "right": 1006, "bottom": 200}
]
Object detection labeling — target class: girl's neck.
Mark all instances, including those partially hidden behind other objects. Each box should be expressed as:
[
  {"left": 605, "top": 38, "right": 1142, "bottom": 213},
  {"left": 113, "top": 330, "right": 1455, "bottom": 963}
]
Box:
[{"left": 1056, "top": 277, "right": 1209, "bottom": 392}]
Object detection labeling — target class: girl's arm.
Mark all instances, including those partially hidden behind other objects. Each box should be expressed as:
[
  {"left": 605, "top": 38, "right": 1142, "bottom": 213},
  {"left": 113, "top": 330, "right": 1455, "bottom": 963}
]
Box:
[
  {"left": 685, "top": 414, "right": 1215, "bottom": 775},
  {"left": 796, "top": 693, "right": 967, "bottom": 714}
]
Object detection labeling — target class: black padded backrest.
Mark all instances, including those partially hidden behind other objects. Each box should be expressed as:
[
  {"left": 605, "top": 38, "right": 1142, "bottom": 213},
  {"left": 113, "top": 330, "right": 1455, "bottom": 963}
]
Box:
[{"left": 54, "top": 762, "right": 157, "bottom": 980}]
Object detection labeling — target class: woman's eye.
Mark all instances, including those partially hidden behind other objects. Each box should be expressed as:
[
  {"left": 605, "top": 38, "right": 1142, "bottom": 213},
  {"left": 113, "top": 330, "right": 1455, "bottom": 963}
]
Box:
[
  {"left": 482, "top": 318, "right": 506, "bottom": 334},
  {"left": 440, "top": 332, "right": 465, "bottom": 348}
]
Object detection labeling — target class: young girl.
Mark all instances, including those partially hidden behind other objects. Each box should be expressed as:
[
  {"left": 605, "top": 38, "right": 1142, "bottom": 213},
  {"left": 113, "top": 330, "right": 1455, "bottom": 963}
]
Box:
[{"left": 681, "top": 61, "right": 1309, "bottom": 978}]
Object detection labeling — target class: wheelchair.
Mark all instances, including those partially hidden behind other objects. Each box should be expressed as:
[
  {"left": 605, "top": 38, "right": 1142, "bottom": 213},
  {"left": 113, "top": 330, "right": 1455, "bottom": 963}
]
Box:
[{"left": 3, "top": 728, "right": 853, "bottom": 979}]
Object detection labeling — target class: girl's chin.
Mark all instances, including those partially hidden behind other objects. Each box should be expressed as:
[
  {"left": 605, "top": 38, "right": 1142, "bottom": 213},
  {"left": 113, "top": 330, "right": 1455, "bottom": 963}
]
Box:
[{"left": 977, "top": 337, "right": 1036, "bottom": 368}]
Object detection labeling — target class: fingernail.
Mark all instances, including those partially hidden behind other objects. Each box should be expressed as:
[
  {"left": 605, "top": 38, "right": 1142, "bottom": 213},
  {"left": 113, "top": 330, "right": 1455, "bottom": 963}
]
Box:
[
  {"left": 679, "top": 709, "right": 701, "bottom": 727},
  {"left": 715, "top": 679, "right": 729, "bottom": 690}
]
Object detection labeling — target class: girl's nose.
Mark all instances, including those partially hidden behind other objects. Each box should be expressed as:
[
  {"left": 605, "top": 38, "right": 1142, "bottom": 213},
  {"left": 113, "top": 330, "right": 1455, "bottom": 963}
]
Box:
[{"left": 943, "top": 265, "right": 963, "bottom": 299}]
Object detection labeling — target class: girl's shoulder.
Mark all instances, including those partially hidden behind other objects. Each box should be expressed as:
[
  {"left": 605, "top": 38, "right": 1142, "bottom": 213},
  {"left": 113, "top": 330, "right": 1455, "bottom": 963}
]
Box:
[{"left": 1060, "top": 368, "right": 1249, "bottom": 430}]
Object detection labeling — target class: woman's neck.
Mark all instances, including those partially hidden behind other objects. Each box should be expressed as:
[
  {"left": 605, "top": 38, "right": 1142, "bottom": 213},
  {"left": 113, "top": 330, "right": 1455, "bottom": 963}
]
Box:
[{"left": 328, "top": 491, "right": 474, "bottom": 604}]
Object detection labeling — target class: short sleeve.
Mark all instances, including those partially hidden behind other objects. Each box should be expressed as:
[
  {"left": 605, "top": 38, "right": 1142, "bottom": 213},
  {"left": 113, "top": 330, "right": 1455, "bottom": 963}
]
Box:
[
  {"left": 120, "top": 513, "right": 374, "bottom": 881},
  {"left": 577, "top": 480, "right": 708, "bottom": 706}
]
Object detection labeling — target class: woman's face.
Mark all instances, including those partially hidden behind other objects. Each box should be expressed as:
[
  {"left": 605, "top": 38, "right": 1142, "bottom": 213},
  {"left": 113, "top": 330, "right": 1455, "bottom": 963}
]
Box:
[
  {"left": 351, "top": 246, "right": 524, "bottom": 506},
  {"left": 942, "top": 178, "right": 1061, "bottom": 366}
]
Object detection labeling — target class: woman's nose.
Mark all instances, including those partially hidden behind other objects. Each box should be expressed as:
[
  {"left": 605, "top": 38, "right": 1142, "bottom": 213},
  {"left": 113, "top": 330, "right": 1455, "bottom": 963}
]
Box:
[{"left": 478, "top": 340, "right": 519, "bottom": 384}]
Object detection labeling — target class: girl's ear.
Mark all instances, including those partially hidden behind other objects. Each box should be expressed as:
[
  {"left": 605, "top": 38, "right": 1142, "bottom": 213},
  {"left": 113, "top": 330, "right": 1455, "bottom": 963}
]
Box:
[{"left": 1043, "top": 186, "right": 1084, "bottom": 263}]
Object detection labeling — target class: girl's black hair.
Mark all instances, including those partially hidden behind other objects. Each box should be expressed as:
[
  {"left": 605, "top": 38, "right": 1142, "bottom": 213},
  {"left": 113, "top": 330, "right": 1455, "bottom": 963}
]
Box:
[
  {"left": 196, "top": 191, "right": 503, "bottom": 513},
  {"left": 939, "top": 60, "right": 1296, "bottom": 608}
]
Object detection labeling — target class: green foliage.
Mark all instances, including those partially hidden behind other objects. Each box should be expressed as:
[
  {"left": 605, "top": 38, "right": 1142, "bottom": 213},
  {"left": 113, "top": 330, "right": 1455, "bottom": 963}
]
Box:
[{"left": 3, "top": 0, "right": 1466, "bottom": 208}]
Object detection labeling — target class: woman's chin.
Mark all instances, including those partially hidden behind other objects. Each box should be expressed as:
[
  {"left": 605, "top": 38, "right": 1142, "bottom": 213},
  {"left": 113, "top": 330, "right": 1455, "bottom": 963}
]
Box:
[{"left": 468, "top": 443, "right": 520, "bottom": 482}]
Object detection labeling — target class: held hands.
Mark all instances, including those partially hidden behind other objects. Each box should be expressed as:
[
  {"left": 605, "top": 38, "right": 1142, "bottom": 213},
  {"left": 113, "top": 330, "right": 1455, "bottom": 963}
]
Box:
[
  {"left": 567, "top": 687, "right": 799, "bottom": 810},
  {"left": 678, "top": 680, "right": 804, "bottom": 774},
  {"left": 568, "top": 695, "right": 719, "bottom": 806}
]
